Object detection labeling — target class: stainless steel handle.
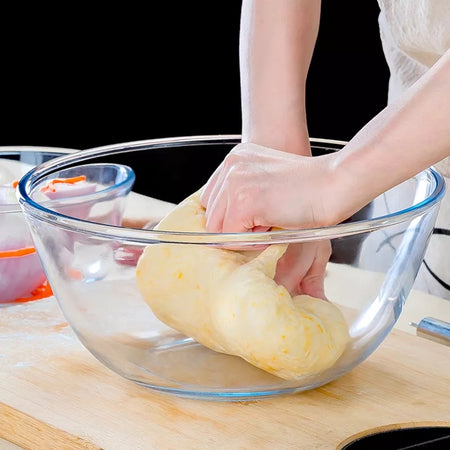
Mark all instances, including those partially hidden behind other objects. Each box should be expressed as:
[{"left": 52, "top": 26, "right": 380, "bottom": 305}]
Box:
[{"left": 410, "top": 317, "right": 450, "bottom": 346}]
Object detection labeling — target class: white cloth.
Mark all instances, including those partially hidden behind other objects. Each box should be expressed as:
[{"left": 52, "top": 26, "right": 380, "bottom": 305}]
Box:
[{"left": 378, "top": 0, "right": 450, "bottom": 299}]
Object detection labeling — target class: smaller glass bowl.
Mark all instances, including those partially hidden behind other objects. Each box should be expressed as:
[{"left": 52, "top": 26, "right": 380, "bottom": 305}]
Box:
[
  {"left": 29, "top": 163, "right": 136, "bottom": 225},
  {"left": 1, "top": 147, "right": 135, "bottom": 303},
  {"left": 1, "top": 146, "right": 76, "bottom": 303}
]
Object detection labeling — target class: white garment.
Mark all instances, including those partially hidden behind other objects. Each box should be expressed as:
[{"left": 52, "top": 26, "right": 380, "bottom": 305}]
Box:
[{"left": 378, "top": 0, "right": 450, "bottom": 299}]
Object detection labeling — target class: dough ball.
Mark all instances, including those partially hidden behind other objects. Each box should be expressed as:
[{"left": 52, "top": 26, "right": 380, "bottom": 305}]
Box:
[{"left": 136, "top": 191, "right": 349, "bottom": 380}]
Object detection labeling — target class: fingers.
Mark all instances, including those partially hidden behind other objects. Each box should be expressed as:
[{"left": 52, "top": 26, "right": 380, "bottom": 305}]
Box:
[
  {"left": 201, "top": 145, "right": 257, "bottom": 233},
  {"left": 274, "top": 241, "right": 331, "bottom": 301},
  {"left": 202, "top": 165, "right": 244, "bottom": 233},
  {"left": 274, "top": 243, "right": 311, "bottom": 294},
  {"left": 200, "top": 143, "right": 246, "bottom": 211},
  {"left": 298, "top": 241, "right": 332, "bottom": 301},
  {"left": 204, "top": 182, "right": 227, "bottom": 233},
  {"left": 200, "top": 161, "right": 224, "bottom": 210}
]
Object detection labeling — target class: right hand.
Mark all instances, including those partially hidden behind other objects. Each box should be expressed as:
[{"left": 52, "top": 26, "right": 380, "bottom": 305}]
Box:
[
  {"left": 200, "top": 142, "right": 341, "bottom": 233},
  {"left": 200, "top": 143, "right": 344, "bottom": 300}
]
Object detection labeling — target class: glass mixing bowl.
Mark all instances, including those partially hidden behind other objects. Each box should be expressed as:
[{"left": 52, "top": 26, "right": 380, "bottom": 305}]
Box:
[
  {"left": 1, "top": 146, "right": 135, "bottom": 303},
  {"left": 0, "top": 146, "right": 76, "bottom": 303},
  {"left": 18, "top": 136, "right": 445, "bottom": 400}
]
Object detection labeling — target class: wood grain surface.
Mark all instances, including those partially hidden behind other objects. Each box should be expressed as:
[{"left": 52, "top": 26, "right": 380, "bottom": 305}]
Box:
[{"left": 1, "top": 289, "right": 449, "bottom": 450}]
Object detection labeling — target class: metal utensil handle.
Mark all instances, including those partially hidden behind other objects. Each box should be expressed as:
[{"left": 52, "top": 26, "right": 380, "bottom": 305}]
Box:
[{"left": 410, "top": 317, "right": 450, "bottom": 346}]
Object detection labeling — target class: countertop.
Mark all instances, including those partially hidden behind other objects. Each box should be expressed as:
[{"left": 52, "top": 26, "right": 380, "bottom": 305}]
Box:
[
  {"left": 1, "top": 193, "right": 449, "bottom": 449},
  {"left": 1, "top": 269, "right": 449, "bottom": 449}
]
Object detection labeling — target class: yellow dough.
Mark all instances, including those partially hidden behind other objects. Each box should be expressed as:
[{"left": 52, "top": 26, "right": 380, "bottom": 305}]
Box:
[{"left": 136, "top": 192, "right": 349, "bottom": 380}]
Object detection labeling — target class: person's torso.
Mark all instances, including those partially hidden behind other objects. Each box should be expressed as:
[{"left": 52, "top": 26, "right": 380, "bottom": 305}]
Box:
[
  {"left": 378, "top": 0, "right": 450, "bottom": 300},
  {"left": 378, "top": 0, "right": 450, "bottom": 102}
]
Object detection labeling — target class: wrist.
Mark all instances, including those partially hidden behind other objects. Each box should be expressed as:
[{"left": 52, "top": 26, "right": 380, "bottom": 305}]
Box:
[
  {"left": 325, "top": 146, "right": 383, "bottom": 226},
  {"left": 242, "top": 121, "right": 311, "bottom": 156}
]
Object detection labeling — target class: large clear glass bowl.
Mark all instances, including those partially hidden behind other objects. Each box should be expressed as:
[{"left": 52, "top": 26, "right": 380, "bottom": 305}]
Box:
[{"left": 17, "top": 136, "right": 445, "bottom": 400}]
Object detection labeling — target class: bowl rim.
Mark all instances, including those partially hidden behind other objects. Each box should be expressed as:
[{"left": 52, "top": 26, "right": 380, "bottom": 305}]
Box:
[{"left": 17, "top": 135, "right": 446, "bottom": 246}]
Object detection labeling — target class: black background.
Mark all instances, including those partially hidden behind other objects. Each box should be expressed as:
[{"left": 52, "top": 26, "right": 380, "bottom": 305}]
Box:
[{"left": 1, "top": 1, "right": 389, "bottom": 150}]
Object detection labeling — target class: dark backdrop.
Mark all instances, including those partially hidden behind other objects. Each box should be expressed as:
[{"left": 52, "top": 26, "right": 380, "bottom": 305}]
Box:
[{"left": 1, "top": 1, "right": 389, "bottom": 150}]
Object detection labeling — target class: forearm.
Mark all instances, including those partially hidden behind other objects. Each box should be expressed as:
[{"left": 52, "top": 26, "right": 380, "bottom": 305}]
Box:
[
  {"left": 333, "top": 49, "right": 450, "bottom": 221},
  {"left": 240, "top": 0, "right": 321, "bottom": 155}
]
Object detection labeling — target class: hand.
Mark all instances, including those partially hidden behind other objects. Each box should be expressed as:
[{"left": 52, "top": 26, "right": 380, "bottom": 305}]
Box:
[
  {"left": 200, "top": 143, "right": 340, "bottom": 300},
  {"left": 275, "top": 241, "right": 331, "bottom": 300},
  {"left": 200, "top": 142, "right": 339, "bottom": 232}
]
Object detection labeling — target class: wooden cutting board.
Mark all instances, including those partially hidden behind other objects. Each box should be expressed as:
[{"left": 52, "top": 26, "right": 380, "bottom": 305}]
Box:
[{"left": 1, "top": 289, "right": 449, "bottom": 450}]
